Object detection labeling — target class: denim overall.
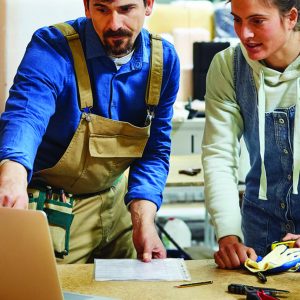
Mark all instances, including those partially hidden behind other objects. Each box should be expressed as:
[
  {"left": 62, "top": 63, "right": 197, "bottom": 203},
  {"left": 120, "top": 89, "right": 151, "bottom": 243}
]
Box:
[{"left": 234, "top": 45, "right": 300, "bottom": 256}]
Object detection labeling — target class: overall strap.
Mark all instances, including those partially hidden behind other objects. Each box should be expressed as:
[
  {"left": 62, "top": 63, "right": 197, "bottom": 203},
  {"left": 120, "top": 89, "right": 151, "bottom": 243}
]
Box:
[
  {"left": 146, "top": 33, "right": 163, "bottom": 107},
  {"left": 53, "top": 23, "right": 93, "bottom": 110},
  {"left": 54, "top": 23, "right": 163, "bottom": 110}
]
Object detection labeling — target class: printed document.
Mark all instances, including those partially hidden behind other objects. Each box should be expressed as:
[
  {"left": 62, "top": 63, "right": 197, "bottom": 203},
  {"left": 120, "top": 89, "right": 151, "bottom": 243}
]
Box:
[
  {"left": 63, "top": 291, "right": 119, "bottom": 300},
  {"left": 94, "top": 258, "right": 191, "bottom": 281}
]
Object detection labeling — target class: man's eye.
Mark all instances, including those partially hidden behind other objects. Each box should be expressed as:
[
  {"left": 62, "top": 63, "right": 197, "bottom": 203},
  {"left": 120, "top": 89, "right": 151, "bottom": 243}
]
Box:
[
  {"left": 97, "top": 8, "right": 108, "bottom": 13},
  {"left": 120, "top": 6, "right": 133, "bottom": 13},
  {"left": 95, "top": 5, "right": 109, "bottom": 13}
]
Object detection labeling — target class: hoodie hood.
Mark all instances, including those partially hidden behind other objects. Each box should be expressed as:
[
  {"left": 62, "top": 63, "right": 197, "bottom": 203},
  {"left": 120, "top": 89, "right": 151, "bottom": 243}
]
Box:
[
  {"left": 240, "top": 44, "right": 300, "bottom": 199},
  {"left": 241, "top": 44, "right": 300, "bottom": 84}
]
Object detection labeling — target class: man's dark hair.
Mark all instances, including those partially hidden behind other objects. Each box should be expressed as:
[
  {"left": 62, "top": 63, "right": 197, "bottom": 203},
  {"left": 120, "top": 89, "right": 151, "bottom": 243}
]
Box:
[{"left": 87, "top": 0, "right": 148, "bottom": 8}]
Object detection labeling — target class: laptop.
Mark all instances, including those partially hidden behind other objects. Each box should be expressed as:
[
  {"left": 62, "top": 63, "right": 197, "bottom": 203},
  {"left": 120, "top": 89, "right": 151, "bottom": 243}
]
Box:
[{"left": 0, "top": 207, "right": 117, "bottom": 300}]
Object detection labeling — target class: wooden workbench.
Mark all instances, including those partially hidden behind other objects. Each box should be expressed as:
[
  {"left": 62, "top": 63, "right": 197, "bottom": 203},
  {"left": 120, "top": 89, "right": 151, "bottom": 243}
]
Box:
[
  {"left": 57, "top": 259, "right": 300, "bottom": 300},
  {"left": 167, "top": 154, "right": 203, "bottom": 187},
  {"left": 164, "top": 154, "right": 215, "bottom": 252}
]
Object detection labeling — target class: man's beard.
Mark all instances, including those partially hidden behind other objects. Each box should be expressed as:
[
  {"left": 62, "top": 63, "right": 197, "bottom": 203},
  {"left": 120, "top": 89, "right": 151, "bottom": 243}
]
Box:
[{"left": 103, "top": 28, "right": 134, "bottom": 57}]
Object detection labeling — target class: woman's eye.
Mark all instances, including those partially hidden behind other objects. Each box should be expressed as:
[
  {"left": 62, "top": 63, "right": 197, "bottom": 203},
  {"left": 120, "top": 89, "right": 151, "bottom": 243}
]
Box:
[
  {"left": 252, "top": 18, "right": 265, "bottom": 25},
  {"left": 233, "top": 17, "right": 241, "bottom": 24}
]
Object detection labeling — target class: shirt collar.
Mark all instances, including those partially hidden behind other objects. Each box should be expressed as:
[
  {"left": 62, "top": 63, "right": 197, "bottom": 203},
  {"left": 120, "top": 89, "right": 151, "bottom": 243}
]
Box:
[
  {"left": 85, "top": 19, "right": 106, "bottom": 59},
  {"left": 131, "top": 29, "right": 149, "bottom": 64}
]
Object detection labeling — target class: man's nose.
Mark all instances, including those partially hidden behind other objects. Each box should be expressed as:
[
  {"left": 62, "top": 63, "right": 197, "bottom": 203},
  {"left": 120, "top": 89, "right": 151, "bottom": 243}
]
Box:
[{"left": 109, "top": 11, "right": 123, "bottom": 31}]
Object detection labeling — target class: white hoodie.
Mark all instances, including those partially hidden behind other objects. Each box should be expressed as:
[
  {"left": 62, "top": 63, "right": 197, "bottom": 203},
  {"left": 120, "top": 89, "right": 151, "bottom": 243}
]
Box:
[{"left": 202, "top": 43, "right": 300, "bottom": 241}]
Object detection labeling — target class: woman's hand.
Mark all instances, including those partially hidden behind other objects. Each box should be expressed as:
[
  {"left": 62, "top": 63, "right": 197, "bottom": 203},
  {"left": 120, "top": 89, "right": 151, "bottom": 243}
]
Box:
[
  {"left": 215, "top": 235, "right": 257, "bottom": 269},
  {"left": 282, "top": 233, "right": 300, "bottom": 248}
]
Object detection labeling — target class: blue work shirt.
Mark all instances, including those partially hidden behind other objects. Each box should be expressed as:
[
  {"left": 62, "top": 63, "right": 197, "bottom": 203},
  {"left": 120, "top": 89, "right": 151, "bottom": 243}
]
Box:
[{"left": 0, "top": 18, "right": 180, "bottom": 209}]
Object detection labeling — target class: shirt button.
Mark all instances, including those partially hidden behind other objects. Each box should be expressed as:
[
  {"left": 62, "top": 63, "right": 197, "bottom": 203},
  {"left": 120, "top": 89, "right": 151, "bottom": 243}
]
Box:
[
  {"left": 135, "top": 62, "right": 142, "bottom": 69},
  {"left": 279, "top": 118, "right": 285, "bottom": 124},
  {"left": 286, "top": 224, "right": 291, "bottom": 231},
  {"left": 280, "top": 202, "right": 286, "bottom": 209},
  {"left": 287, "top": 174, "right": 292, "bottom": 180},
  {"left": 283, "top": 149, "right": 288, "bottom": 154}
]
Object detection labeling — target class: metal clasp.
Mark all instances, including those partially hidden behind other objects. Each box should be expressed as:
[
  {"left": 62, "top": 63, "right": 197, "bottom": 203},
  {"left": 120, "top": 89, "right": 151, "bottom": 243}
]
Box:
[
  {"left": 82, "top": 106, "right": 92, "bottom": 122},
  {"left": 145, "top": 106, "right": 155, "bottom": 126}
]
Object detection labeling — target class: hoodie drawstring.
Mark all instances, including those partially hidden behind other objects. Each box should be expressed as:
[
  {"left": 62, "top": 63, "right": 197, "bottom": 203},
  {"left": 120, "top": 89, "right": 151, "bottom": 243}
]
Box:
[
  {"left": 258, "top": 73, "right": 300, "bottom": 198},
  {"left": 258, "top": 70, "right": 268, "bottom": 200},
  {"left": 292, "top": 78, "right": 300, "bottom": 194}
]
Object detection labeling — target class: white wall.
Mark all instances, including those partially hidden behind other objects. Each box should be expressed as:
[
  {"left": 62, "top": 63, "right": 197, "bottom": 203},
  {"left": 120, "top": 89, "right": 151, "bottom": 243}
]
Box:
[{"left": 0, "top": 0, "right": 85, "bottom": 111}]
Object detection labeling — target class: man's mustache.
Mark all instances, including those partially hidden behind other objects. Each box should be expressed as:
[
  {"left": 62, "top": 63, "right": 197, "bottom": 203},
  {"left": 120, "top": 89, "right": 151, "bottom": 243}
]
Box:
[{"left": 104, "top": 29, "right": 132, "bottom": 38}]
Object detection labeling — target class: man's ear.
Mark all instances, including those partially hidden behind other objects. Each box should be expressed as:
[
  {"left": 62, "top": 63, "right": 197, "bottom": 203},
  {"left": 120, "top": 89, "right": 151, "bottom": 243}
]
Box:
[
  {"left": 83, "top": 0, "right": 91, "bottom": 18},
  {"left": 145, "top": 0, "right": 154, "bottom": 16}
]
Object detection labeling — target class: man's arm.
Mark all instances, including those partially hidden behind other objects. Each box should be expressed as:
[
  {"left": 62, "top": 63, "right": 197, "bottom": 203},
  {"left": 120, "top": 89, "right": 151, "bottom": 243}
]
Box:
[
  {"left": 129, "top": 200, "right": 166, "bottom": 262},
  {"left": 125, "top": 39, "right": 180, "bottom": 260},
  {"left": 125, "top": 41, "right": 180, "bottom": 209},
  {"left": 0, "top": 160, "right": 28, "bottom": 209}
]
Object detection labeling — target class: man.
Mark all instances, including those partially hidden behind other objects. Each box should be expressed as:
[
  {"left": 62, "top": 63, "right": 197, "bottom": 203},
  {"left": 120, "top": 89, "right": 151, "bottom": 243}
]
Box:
[{"left": 0, "top": 0, "right": 180, "bottom": 263}]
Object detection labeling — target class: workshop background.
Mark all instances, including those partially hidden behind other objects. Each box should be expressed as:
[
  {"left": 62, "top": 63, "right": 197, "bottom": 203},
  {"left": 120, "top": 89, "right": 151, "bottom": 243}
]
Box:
[{"left": 0, "top": 0, "right": 250, "bottom": 259}]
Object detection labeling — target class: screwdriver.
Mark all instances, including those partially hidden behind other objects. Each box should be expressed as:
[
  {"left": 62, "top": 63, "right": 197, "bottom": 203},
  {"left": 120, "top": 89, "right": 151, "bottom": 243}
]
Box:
[
  {"left": 59, "top": 189, "right": 67, "bottom": 203},
  {"left": 46, "top": 186, "right": 52, "bottom": 200}
]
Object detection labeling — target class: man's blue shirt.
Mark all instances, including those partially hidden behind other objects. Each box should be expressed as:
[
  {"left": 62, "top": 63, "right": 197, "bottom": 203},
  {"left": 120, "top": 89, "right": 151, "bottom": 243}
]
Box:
[{"left": 0, "top": 18, "right": 180, "bottom": 208}]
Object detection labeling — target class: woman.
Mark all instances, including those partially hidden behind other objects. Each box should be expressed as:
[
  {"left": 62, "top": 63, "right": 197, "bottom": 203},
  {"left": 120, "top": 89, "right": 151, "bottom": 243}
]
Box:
[{"left": 202, "top": 0, "right": 300, "bottom": 269}]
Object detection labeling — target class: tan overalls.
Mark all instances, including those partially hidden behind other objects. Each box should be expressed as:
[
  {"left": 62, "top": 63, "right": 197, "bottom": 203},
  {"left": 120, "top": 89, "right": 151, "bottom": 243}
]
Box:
[{"left": 28, "top": 23, "right": 163, "bottom": 264}]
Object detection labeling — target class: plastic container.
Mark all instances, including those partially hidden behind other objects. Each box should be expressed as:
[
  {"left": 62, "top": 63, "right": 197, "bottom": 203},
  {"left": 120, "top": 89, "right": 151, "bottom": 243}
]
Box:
[{"left": 162, "top": 217, "right": 192, "bottom": 250}]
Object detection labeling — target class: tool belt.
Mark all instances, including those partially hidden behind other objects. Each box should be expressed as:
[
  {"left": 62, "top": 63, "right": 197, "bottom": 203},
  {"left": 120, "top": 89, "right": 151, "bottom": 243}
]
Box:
[{"left": 27, "top": 187, "right": 74, "bottom": 259}]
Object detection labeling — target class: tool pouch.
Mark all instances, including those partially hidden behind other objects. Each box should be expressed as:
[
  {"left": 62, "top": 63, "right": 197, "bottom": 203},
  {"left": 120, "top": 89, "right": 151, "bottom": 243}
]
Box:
[{"left": 27, "top": 188, "right": 74, "bottom": 259}]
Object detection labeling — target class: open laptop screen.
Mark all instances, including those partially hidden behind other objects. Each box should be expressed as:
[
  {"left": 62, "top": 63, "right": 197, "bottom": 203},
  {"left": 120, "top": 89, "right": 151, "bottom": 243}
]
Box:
[{"left": 0, "top": 208, "right": 63, "bottom": 300}]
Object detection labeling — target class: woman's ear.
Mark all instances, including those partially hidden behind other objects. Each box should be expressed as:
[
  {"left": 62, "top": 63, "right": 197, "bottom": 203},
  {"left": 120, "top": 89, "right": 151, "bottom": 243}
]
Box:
[{"left": 288, "top": 7, "right": 298, "bottom": 30}]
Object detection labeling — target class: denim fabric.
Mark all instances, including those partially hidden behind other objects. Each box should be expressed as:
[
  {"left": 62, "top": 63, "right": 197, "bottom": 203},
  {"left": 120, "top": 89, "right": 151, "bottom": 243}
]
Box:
[{"left": 234, "top": 46, "right": 300, "bottom": 256}]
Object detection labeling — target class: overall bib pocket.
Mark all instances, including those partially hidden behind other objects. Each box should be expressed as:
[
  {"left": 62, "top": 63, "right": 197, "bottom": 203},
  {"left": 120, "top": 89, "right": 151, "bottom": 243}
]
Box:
[{"left": 27, "top": 188, "right": 74, "bottom": 259}]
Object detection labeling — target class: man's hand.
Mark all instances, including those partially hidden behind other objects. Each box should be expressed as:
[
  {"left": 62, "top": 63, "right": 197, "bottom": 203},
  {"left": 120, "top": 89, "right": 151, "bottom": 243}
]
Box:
[
  {"left": 129, "top": 200, "right": 166, "bottom": 262},
  {"left": 214, "top": 235, "right": 257, "bottom": 269},
  {"left": 0, "top": 160, "right": 28, "bottom": 209},
  {"left": 282, "top": 233, "right": 300, "bottom": 248}
]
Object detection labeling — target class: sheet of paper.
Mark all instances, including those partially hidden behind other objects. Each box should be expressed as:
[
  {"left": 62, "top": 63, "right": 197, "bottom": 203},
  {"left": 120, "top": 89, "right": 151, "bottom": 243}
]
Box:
[
  {"left": 63, "top": 291, "right": 119, "bottom": 300},
  {"left": 94, "top": 258, "right": 191, "bottom": 281}
]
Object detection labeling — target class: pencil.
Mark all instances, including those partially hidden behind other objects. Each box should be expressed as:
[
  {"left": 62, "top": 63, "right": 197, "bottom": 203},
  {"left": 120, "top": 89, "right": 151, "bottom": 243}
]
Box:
[{"left": 175, "top": 280, "right": 213, "bottom": 288}]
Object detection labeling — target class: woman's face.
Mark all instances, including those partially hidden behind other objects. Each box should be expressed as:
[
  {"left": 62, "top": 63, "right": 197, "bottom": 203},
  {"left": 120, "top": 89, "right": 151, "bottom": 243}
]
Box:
[{"left": 231, "top": 0, "right": 297, "bottom": 66}]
